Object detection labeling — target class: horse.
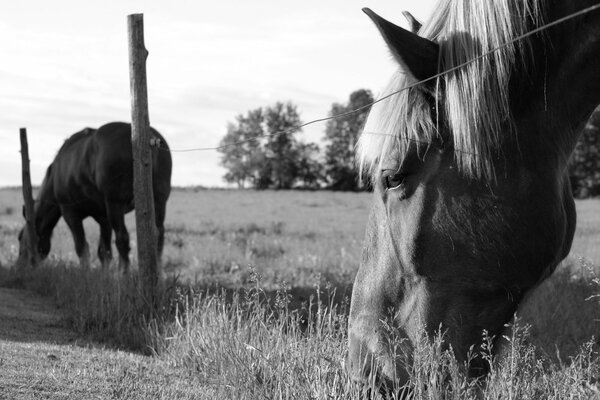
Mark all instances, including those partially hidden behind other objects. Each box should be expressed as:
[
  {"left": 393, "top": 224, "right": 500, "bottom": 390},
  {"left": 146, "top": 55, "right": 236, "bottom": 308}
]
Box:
[
  {"left": 347, "top": 0, "right": 600, "bottom": 395},
  {"left": 17, "top": 122, "right": 172, "bottom": 272}
]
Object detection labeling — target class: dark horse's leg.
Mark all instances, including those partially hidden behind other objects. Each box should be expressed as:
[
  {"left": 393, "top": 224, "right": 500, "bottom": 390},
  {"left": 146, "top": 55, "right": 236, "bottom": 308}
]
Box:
[
  {"left": 106, "top": 202, "right": 130, "bottom": 273},
  {"left": 154, "top": 197, "right": 167, "bottom": 261},
  {"left": 61, "top": 208, "right": 90, "bottom": 268},
  {"left": 95, "top": 216, "right": 113, "bottom": 269}
]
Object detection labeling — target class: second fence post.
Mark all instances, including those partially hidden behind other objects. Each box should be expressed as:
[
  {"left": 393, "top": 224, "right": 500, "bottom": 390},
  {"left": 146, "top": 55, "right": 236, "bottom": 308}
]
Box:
[
  {"left": 19, "top": 128, "right": 39, "bottom": 268},
  {"left": 127, "top": 13, "right": 160, "bottom": 309}
]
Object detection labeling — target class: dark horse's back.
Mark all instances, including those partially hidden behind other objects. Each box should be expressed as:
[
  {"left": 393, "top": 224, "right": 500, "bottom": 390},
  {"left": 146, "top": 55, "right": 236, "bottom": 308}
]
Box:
[
  {"left": 51, "top": 122, "right": 172, "bottom": 213},
  {"left": 93, "top": 122, "right": 172, "bottom": 213},
  {"left": 24, "top": 121, "right": 172, "bottom": 270}
]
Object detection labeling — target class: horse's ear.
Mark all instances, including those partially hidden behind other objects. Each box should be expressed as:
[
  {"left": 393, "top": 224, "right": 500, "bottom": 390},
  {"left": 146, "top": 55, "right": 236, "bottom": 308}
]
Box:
[
  {"left": 401, "top": 11, "right": 422, "bottom": 34},
  {"left": 363, "top": 8, "right": 438, "bottom": 81}
]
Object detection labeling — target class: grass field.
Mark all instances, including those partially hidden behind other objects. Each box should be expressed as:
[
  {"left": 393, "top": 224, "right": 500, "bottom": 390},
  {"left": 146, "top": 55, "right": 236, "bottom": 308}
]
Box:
[
  {"left": 0, "top": 188, "right": 598, "bottom": 399},
  {"left": 4, "top": 187, "right": 598, "bottom": 286},
  {"left": 0, "top": 188, "right": 371, "bottom": 304}
]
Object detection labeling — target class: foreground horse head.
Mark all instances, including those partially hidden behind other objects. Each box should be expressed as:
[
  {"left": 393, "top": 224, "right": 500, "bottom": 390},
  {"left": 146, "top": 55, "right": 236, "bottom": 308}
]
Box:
[
  {"left": 16, "top": 122, "right": 172, "bottom": 271},
  {"left": 348, "top": 0, "right": 600, "bottom": 393}
]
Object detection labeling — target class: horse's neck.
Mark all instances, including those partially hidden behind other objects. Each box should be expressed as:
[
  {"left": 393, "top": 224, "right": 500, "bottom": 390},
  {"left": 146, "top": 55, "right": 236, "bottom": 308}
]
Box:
[
  {"left": 36, "top": 170, "right": 61, "bottom": 236},
  {"left": 518, "top": 1, "right": 600, "bottom": 173}
]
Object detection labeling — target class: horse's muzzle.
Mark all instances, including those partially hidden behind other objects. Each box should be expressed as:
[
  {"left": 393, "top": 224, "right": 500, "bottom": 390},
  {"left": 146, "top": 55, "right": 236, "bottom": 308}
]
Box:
[{"left": 347, "top": 323, "right": 413, "bottom": 397}]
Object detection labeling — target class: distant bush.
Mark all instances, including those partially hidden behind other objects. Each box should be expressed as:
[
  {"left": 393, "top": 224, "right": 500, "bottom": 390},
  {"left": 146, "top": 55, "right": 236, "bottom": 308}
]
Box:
[{"left": 570, "top": 106, "right": 600, "bottom": 198}]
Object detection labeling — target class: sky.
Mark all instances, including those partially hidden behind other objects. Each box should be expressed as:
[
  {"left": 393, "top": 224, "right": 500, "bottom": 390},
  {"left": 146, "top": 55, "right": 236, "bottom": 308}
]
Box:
[{"left": 0, "top": 0, "right": 436, "bottom": 187}]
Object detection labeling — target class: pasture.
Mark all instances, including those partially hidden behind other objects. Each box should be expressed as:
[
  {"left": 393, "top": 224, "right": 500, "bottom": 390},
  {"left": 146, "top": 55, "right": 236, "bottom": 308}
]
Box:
[
  {"left": 1, "top": 188, "right": 369, "bottom": 289},
  {"left": 0, "top": 188, "right": 599, "bottom": 398}
]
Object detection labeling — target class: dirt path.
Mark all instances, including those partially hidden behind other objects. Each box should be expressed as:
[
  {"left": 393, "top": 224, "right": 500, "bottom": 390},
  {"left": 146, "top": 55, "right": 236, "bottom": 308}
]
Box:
[
  {"left": 0, "top": 288, "right": 82, "bottom": 399},
  {"left": 0, "top": 288, "right": 75, "bottom": 344},
  {"left": 0, "top": 288, "right": 210, "bottom": 399}
]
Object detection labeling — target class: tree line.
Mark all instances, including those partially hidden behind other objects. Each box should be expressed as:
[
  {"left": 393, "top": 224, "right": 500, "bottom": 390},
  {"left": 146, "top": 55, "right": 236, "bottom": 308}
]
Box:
[
  {"left": 218, "top": 90, "right": 600, "bottom": 197},
  {"left": 218, "top": 89, "right": 373, "bottom": 191},
  {"left": 570, "top": 105, "right": 600, "bottom": 198}
]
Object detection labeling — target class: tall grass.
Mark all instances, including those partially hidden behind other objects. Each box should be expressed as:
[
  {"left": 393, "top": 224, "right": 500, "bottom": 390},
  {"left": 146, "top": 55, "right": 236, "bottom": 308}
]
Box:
[
  {"left": 149, "top": 275, "right": 355, "bottom": 399},
  {"left": 1, "top": 190, "right": 598, "bottom": 398},
  {"left": 2, "top": 260, "right": 598, "bottom": 399}
]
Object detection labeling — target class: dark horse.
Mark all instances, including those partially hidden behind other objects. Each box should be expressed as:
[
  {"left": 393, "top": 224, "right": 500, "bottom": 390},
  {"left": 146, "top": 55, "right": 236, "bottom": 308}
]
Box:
[
  {"left": 347, "top": 0, "right": 600, "bottom": 395},
  {"left": 17, "top": 122, "right": 172, "bottom": 271}
]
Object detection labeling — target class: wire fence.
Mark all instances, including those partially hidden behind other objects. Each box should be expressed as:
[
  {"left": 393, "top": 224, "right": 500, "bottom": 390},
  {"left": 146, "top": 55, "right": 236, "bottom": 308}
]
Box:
[{"left": 163, "top": 3, "right": 600, "bottom": 154}]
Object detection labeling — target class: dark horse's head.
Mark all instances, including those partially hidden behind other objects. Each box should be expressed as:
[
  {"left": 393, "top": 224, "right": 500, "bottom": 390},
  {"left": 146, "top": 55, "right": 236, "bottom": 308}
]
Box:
[
  {"left": 348, "top": 0, "right": 600, "bottom": 394},
  {"left": 17, "top": 163, "right": 62, "bottom": 267},
  {"left": 17, "top": 229, "right": 51, "bottom": 263},
  {"left": 17, "top": 201, "right": 56, "bottom": 265}
]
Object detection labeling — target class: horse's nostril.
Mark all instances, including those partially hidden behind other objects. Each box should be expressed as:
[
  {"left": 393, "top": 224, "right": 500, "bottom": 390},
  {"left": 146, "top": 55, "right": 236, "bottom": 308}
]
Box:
[
  {"left": 347, "top": 343, "right": 413, "bottom": 399},
  {"left": 347, "top": 324, "right": 417, "bottom": 399},
  {"left": 347, "top": 337, "right": 375, "bottom": 382}
]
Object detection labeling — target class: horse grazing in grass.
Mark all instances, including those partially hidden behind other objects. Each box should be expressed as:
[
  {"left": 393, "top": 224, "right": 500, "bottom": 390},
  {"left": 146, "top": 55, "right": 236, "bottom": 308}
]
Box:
[
  {"left": 17, "top": 122, "right": 172, "bottom": 272},
  {"left": 347, "top": 0, "right": 600, "bottom": 395}
]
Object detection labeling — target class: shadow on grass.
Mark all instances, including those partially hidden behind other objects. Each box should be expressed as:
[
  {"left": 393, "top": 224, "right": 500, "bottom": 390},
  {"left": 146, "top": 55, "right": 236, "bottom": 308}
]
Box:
[
  {"left": 0, "top": 263, "right": 155, "bottom": 352},
  {"left": 0, "top": 262, "right": 354, "bottom": 352},
  {"left": 0, "top": 286, "right": 78, "bottom": 345},
  {"left": 187, "top": 279, "right": 354, "bottom": 333},
  {"left": 0, "top": 265, "right": 74, "bottom": 344}
]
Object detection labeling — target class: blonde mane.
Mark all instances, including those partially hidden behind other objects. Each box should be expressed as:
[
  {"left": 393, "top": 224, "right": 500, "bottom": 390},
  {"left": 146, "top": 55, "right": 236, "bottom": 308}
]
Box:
[{"left": 358, "top": 0, "right": 543, "bottom": 181}]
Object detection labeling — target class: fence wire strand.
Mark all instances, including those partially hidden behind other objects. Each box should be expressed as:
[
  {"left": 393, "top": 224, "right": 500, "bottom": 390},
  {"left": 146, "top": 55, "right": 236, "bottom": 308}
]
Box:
[{"left": 165, "top": 3, "right": 600, "bottom": 154}]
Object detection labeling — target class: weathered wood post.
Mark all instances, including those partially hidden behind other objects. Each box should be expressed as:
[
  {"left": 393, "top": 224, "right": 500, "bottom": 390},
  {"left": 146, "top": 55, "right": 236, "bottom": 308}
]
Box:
[
  {"left": 19, "top": 128, "right": 40, "bottom": 268},
  {"left": 127, "top": 13, "right": 160, "bottom": 308}
]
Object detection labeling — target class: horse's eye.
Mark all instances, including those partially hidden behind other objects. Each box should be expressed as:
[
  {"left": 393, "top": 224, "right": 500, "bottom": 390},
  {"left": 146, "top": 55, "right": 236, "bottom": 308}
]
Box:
[{"left": 383, "top": 173, "right": 406, "bottom": 190}]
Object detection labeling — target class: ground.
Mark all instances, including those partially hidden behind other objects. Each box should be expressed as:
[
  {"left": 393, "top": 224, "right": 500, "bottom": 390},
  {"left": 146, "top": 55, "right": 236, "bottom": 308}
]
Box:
[
  {"left": 0, "top": 189, "right": 598, "bottom": 399},
  {"left": 0, "top": 287, "right": 215, "bottom": 399},
  {"left": 0, "top": 287, "right": 73, "bottom": 344}
]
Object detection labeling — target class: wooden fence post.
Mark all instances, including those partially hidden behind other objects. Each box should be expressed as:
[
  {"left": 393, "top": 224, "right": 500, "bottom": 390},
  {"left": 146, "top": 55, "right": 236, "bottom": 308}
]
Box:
[
  {"left": 19, "top": 128, "right": 39, "bottom": 268},
  {"left": 127, "top": 13, "right": 160, "bottom": 308}
]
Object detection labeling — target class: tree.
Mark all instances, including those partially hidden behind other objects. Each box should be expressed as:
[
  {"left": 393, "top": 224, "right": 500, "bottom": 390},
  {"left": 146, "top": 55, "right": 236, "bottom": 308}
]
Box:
[
  {"left": 295, "top": 142, "right": 323, "bottom": 189},
  {"left": 263, "top": 102, "right": 303, "bottom": 189},
  {"left": 323, "top": 89, "right": 374, "bottom": 190},
  {"left": 570, "top": 105, "right": 600, "bottom": 198},
  {"left": 218, "top": 108, "right": 264, "bottom": 188},
  {"left": 219, "top": 101, "right": 321, "bottom": 189}
]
